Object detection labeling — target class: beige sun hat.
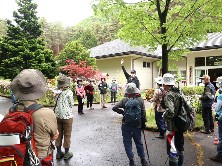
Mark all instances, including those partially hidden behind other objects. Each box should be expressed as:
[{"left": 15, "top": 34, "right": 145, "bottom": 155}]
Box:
[
  {"left": 124, "top": 83, "right": 140, "bottom": 94},
  {"left": 57, "top": 74, "right": 71, "bottom": 88},
  {"left": 10, "top": 69, "right": 47, "bottom": 100}
]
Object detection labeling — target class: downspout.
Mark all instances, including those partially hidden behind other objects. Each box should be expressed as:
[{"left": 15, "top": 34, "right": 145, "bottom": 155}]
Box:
[{"left": 152, "top": 59, "right": 160, "bottom": 88}]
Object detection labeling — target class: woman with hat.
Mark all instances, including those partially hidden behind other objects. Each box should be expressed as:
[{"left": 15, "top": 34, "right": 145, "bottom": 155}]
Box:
[
  {"left": 110, "top": 78, "right": 118, "bottom": 105},
  {"left": 10, "top": 69, "right": 58, "bottom": 161},
  {"left": 76, "top": 79, "right": 86, "bottom": 114},
  {"left": 149, "top": 77, "right": 166, "bottom": 139},
  {"left": 112, "top": 83, "right": 148, "bottom": 166},
  {"left": 54, "top": 74, "right": 74, "bottom": 160}
]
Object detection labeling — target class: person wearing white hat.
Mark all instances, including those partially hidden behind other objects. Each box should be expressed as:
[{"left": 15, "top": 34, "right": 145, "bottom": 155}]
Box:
[
  {"left": 110, "top": 78, "right": 118, "bottom": 105},
  {"left": 149, "top": 77, "right": 166, "bottom": 139},
  {"left": 162, "top": 73, "right": 185, "bottom": 166}
]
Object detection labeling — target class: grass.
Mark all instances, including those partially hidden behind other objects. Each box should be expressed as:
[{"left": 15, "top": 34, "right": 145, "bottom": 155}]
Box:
[{"left": 145, "top": 108, "right": 204, "bottom": 131}]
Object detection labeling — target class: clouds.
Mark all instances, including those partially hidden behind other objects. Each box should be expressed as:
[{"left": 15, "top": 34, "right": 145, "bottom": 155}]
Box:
[{"left": 0, "top": 0, "right": 93, "bottom": 27}]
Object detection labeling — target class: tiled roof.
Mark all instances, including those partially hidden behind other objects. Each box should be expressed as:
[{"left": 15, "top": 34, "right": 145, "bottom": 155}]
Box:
[
  {"left": 90, "top": 33, "right": 222, "bottom": 59},
  {"left": 191, "top": 32, "right": 222, "bottom": 51},
  {"left": 89, "top": 39, "right": 162, "bottom": 59}
]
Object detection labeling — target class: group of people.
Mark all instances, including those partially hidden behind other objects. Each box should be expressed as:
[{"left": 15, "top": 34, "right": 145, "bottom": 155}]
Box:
[{"left": 1, "top": 58, "right": 222, "bottom": 166}]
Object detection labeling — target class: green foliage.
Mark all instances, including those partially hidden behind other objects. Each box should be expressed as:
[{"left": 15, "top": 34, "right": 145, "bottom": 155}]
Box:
[
  {"left": 181, "top": 86, "right": 204, "bottom": 95},
  {"left": 93, "top": 0, "right": 222, "bottom": 73},
  {"left": 0, "top": 0, "right": 58, "bottom": 79},
  {"left": 57, "top": 40, "right": 96, "bottom": 68}
]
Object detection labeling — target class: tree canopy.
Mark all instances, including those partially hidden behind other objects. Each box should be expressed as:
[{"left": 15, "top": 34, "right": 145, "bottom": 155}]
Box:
[
  {"left": 56, "top": 40, "right": 96, "bottom": 68},
  {"left": 0, "top": 0, "right": 58, "bottom": 79},
  {"left": 93, "top": 0, "right": 222, "bottom": 74}
]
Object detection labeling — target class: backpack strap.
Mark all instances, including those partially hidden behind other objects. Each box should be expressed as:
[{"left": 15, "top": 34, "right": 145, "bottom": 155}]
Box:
[{"left": 9, "top": 103, "right": 43, "bottom": 115}]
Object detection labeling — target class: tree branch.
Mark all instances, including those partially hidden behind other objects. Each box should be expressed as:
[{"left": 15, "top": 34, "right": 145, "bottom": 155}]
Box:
[
  {"left": 141, "top": 21, "right": 161, "bottom": 44},
  {"left": 167, "top": 4, "right": 216, "bottom": 53}
]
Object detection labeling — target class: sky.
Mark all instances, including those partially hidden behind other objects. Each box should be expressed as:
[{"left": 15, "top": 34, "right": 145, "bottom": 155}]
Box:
[
  {"left": 0, "top": 0, "right": 142, "bottom": 27},
  {"left": 0, "top": 0, "right": 94, "bottom": 27}
]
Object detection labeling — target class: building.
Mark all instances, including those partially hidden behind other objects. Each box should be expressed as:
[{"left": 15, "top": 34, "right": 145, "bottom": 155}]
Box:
[{"left": 90, "top": 33, "right": 222, "bottom": 90}]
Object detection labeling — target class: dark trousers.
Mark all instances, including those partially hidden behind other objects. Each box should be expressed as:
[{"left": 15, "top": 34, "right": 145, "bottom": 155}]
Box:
[
  {"left": 121, "top": 124, "right": 145, "bottom": 160},
  {"left": 202, "top": 106, "right": 214, "bottom": 131},
  {"left": 86, "top": 93, "right": 93, "bottom": 108},
  {"left": 155, "top": 108, "right": 166, "bottom": 136},
  {"left": 111, "top": 91, "right": 117, "bottom": 103},
  {"left": 77, "top": 95, "right": 84, "bottom": 113}
]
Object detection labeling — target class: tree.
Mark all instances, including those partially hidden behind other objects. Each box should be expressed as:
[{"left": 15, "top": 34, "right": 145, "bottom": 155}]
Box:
[
  {"left": 0, "top": 19, "right": 7, "bottom": 38},
  {"left": 93, "top": 0, "right": 222, "bottom": 75},
  {"left": 0, "top": 0, "right": 58, "bottom": 79},
  {"left": 62, "top": 60, "right": 101, "bottom": 81},
  {"left": 56, "top": 40, "right": 96, "bottom": 68}
]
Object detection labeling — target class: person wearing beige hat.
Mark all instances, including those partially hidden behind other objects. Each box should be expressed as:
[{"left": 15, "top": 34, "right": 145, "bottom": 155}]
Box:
[
  {"left": 10, "top": 69, "right": 58, "bottom": 159},
  {"left": 112, "top": 83, "right": 148, "bottom": 166},
  {"left": 54, "top": 74, "right": 74, "bottom": 160}
]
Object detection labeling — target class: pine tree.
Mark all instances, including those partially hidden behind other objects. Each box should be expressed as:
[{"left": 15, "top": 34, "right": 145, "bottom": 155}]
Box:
[{"left": 0, "top": 0, "right": 58, "bottom": 79}]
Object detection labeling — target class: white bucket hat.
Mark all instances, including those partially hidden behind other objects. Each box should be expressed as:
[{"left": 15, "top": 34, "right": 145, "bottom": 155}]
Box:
[
  {"left": 154, "top": 77, "right": 163, "bottom": 85},
  {"left": 163, "top": 73, "right": 175, "bottom": 86}
]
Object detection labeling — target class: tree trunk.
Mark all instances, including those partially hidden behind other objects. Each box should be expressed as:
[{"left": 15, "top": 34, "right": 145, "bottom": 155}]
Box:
[{"left": 162, "top": 44, "right": 168, "bottom": 75}]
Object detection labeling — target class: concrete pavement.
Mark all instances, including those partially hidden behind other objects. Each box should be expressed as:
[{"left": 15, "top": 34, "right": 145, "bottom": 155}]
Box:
[{"left": 0, "top": 96, "right": 221, "bottom": 166}]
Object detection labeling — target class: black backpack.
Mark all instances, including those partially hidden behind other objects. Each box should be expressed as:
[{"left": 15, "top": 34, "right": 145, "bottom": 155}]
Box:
[
  {"left": 124, "top": 98, "right": 141, "bottom": 127},
  {"left": 174, "top": 94, "right": 196, "bottom": 132}
]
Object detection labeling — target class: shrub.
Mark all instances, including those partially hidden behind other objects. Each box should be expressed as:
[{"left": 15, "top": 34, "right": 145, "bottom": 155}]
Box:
[{"left": 145, "top": 88, "right": 155, "bottom": 100}]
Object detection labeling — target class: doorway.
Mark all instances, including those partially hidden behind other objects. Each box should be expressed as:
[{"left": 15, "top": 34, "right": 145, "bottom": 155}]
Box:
[{"left": 208, "top": 68, "right": 222, "bottom": 89}]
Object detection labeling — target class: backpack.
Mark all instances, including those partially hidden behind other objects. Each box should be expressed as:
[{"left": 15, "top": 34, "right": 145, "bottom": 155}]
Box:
[
  {"left": 0, "top": 103, "right": 53, "bottom": 166},
  {"left": 124, "top": 98, "right": 141, "bottom": 127},
  {"left": 174, "top": 95, "right": 196, "bottom": 132}
]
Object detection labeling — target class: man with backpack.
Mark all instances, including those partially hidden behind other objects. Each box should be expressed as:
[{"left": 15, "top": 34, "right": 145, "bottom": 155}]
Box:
[
  {"left": 112, "top": 83, "right": 148, "bottom": 166},
  {"left": 162, "top": 73, "right": 185, "bottom": 166},
  {"left": 121, "top": 59, "right": 140, "bottom": 89},
  {"left": 0, "top": 69, "right": 58, "bottom": 166}
]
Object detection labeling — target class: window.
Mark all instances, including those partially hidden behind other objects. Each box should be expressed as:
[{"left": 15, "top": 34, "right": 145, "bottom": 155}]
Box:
[
  {"left": 143, "top": 62, "right": 150, "bottom": 68},
  {"left": 180, "top": 70, "right": 186, "bottom": 79},
  {"left": 195, "top": 57, "right": 205, "bottom": 67},
  {"left": 195, "top": 69, "right": 205, "bottom": 86},
  {"left": 206, "top": 56, "right": 222, "bottom": 66}
]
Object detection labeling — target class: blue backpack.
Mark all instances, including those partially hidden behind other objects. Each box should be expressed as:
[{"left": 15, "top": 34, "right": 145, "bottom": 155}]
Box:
[{"left": 124, "top": 98, "right": 141, "bottom": 126}]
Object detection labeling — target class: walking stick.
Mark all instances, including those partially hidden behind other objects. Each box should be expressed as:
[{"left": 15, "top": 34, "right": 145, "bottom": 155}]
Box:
[{"left": 142, "top": 130, "right": 151, "bottom": 164}]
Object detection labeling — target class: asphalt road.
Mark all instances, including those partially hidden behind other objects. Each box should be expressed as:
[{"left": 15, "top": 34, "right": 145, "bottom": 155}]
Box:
[{"left": 0, "top": 96, "right": 220, "bottom": 166}]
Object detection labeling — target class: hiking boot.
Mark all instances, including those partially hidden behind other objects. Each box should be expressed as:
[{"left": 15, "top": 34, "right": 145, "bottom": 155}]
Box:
[
  {"left": 156, "top": 135, "right": 164, "bottom": 139},
  {"left": 129, "top": 159, "right": 135, "bottom": 166},
  {"left": 210, "top": 155, "right": 222, "bottom": 163},
  {"left": 64, "top": 152, "right": 73, "bottom": 160},
  {"left": 103, "top": 106, "right": 107, "bottom": 108},
  {"left": 56, "top": 152, "right": 65, "bottom": 159},
  {"left": 200, "top": 130, "right": 211, "bottom": 134},
  {"left": 141, "top": 158, "right": 148, "bottom": 166}
]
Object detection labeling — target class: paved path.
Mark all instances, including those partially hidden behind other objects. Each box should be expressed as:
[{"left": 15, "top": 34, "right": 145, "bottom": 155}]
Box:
[{"left": 0, "top": 96, "right": 220, "bottom": 166}]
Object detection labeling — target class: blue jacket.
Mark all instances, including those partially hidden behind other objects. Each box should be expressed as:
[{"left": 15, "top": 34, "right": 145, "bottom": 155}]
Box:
[{"left": 215, "top": 94, "right": 222, "bottom": 121}]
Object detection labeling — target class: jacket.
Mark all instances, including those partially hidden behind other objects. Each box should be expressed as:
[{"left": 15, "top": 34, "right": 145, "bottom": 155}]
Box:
[
  {"left": 215, "top": 94, "right": 222, "bottom": 121},
  {"left": 201, "top": 82, "right": 215, "bottom": 107},
  {"left": 54, "top": 89, "right": 74, "bottom": 119},
  {"left": 122, "top": 66, "right": 140, "bottom": 89},
  {"left": 110, "top": 82, "right": 118, "bottom": 92},
  {"left": 98, "top": 81, "right": 108, "bottom": 94},
  {"left": 76, "top": 84, "right": 86, "bottom": 97},
  {"left": 84, "top": 84, "right": 94, "bottom": 94},
  {"left": 163, "top": 86, "right": 182, "bottom": 131},
  {"left": 112, "top": 96, "right": 146, "bottom": 128},
  {"left": 150, "top": 87, "right": 166, "bottom": 112},
  {"left": 17, "top": 101, "right": 57, "bottom": 158}
]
